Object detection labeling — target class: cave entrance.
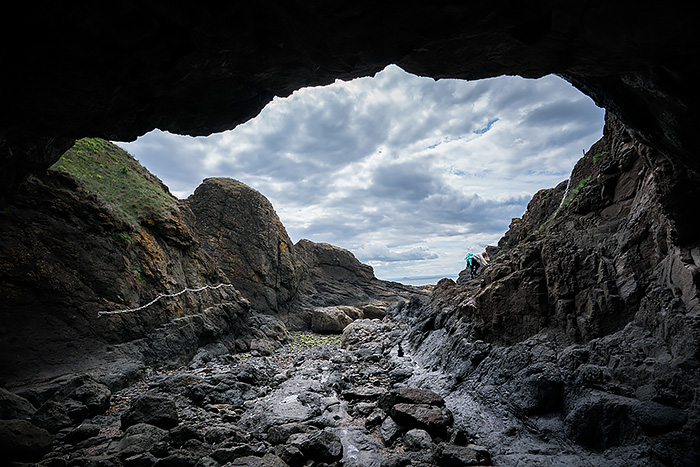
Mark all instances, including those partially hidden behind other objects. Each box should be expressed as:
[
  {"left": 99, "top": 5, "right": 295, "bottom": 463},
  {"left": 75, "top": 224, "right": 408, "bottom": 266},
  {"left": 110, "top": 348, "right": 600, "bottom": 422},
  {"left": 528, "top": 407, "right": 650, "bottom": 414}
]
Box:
[{"left": 116, "top": 65, "right": 604, "bottom": 284}]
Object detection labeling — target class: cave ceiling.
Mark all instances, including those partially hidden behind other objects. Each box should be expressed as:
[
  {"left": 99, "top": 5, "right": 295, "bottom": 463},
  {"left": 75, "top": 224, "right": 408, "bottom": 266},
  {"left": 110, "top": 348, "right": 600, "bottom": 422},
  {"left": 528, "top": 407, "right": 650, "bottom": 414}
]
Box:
[{"left": 1, "top": 2, "right": 699, "bottom": 194}]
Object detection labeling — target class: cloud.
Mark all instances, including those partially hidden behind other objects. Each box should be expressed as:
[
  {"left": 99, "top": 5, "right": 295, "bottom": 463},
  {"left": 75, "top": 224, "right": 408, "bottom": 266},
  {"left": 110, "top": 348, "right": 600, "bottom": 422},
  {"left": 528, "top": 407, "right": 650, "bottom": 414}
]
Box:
[{"left": 116, "top": 65, "right": 604, "bottom": 281}]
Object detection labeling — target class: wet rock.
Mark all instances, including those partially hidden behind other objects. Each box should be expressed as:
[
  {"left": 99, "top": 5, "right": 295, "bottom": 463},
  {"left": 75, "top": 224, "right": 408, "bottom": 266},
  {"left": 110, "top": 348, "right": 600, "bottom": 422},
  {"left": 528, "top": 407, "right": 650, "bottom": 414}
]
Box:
[
  {"left": 378, "top": 388, "right": 445, "bottom": 412},
  {"left": 0, "top": 388, "right": 36, "bottom": 420},
  {"left": 434, "top": 442, "right": 492, "bottom": 466},
  {"left": 331, "top": 426, "right": 382, "bottom": 466},
  {"left": 0, "top": 419, "right": 53, "bottom": 462},
  {"left": 116, "top": 423, "right": 169, "bottom": 459},
  {"left": 391, "top": 403, "right": 453, "bottom": 439},
  {"left": 121, "top": 392, "right": 179, "bottom": 430},
  {"left": 288, "top": 429, "right": 343, "bottom": 463}
]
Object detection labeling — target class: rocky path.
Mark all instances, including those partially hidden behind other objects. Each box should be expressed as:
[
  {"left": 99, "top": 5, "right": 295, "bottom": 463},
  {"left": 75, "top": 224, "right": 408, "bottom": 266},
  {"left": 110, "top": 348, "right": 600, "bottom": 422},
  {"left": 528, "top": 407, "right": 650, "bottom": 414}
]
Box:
[{"left": 3, "top": 318, "right": 492, "bottom": 466}]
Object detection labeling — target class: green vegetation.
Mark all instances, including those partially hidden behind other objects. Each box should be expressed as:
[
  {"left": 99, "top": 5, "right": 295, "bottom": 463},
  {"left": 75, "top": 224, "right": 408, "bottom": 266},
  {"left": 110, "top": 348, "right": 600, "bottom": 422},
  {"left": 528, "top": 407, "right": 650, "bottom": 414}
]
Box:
[
  {"left": 593, "top": 152, "right": 607, "bottom": 164},
  {"left": 534, "top": 176, "right": 591, "bottom": 236},
  {"left": 288, "top": 331, "right": 342, "bottom": 349},
  {"left": 50, "top": 138, "right": 178, "bottom": 230}
]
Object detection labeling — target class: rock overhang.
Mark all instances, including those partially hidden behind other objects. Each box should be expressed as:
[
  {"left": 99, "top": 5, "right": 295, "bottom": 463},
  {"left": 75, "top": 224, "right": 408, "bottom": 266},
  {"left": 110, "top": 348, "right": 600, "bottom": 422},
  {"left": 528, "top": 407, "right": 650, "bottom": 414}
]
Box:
[{"left": 1, "top": 2, "right": 699, "bottom": 195}]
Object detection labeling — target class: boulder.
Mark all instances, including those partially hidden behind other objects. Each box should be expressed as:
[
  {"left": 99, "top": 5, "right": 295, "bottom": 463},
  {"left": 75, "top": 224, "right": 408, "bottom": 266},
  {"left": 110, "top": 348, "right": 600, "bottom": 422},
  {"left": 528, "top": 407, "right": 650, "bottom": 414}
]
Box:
[
  {"left": 31, "top": 400, "right": 73, "bottom": 433},
  {"left": 310, "top": 307, "right": 354, "bottom": 334},
  {"left": 433, "top": 442, "right": 492, "bottom": 466},
  {"left": 288, "top": 429, "right": 344, "bottom": 462},
  {"left": 0, "top": 419, "right": 53, "bottom": 462},
  {"left": 0, "top": 388, "right": 36, "bottom": 420},
  {"left": 390, "top": 403, "right": 453, "bottom": 438},
  {"left": 378, "top": 388, "right": 446, "bottom": 412},
  {"left": 403, "top": 428, "right": 433, "bottom": 451},
  {"left": 115, "top": 422, "right": 169, "bottom": 459},
  {"left": 121, "top": 392, "right": 179, "bottom": 430}
]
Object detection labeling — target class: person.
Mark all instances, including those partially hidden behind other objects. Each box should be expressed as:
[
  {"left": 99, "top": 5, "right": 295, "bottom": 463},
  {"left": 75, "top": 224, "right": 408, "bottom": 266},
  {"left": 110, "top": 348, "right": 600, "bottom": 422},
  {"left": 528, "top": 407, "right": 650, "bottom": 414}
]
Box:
[{"left": 465, "top": 252, "right": 480, "bottom": 279}]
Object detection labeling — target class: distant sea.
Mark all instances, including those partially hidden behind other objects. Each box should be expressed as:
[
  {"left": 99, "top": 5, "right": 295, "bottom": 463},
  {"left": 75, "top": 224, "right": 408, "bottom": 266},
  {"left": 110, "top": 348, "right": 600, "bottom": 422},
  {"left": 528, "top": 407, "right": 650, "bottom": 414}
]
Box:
[{"left": 388, "top": 275, "right": 459, "bottom": 286}]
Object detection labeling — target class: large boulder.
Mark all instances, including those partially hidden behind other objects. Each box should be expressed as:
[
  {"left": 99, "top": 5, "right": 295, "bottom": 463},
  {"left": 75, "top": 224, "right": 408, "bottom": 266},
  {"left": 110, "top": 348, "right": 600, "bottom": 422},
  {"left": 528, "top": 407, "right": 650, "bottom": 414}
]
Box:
[{"left": 187, "top": 178, "right": 300, "bottom": 312}]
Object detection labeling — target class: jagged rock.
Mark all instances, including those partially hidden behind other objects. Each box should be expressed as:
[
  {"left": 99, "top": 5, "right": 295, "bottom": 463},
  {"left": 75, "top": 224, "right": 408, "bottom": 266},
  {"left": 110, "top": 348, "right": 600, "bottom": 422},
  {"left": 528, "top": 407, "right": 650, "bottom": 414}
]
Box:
[
  {"left": 121, "top": 392, "right": 179, "bottom": 430},
  {"left": 267, "top": 422, "right": 318, "bottom": 445},
  {"left": 64, "top": 422, "right": 101, "bottom": 444},
  {"left": 403, "top": 428, "right": 433, "bottom": 451},
  {"left": 378, "top": 388, "right": 446, "bottom": 412},
  {"left": 433, "top": 442, "right": 492, "bottom": 466},
  {"left": 115, "top": 423, "right": 169, "bottom": 459},
  {"left": 391, "top": 403, "right": 453, "bottom": 439},
  {"left": 31, "top": 400, "right": 73, "bottom": 433},
  {"left": 0, "top": 419, "right": 53, "bottom": 462},
  {"left": 287, "top": 429, "right": 343, "bottom": 462}
]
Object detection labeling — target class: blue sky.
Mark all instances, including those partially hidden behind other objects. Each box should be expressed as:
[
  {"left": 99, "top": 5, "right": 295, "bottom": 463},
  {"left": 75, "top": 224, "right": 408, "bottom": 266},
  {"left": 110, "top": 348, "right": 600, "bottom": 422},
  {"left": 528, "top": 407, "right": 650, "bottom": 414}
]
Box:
[{"left": 116, "top": 65, "right": 604, "bottom": 283}]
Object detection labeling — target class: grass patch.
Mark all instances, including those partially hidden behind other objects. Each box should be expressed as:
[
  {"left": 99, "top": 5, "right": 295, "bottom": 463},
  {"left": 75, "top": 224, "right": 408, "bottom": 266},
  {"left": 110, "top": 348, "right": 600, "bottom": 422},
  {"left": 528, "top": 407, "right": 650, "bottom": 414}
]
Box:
[
  {"left": 593, "top": 152, "right": 607, "bottom": 164},
  {"left": 534, "top": 176, "right": 591, "bottom": 236},
  {"left": 288, "top": 331, "right": 342, "bottom": 349},
  {"left": 50, "top": 138, "right": 178, "bottom": 230}
]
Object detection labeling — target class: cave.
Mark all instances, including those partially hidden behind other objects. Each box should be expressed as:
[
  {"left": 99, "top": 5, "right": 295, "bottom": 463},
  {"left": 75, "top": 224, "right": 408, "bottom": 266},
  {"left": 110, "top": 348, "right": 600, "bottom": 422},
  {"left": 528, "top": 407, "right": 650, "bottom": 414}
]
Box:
[{"left": 2, "top": 3, "right": 699, "bottom": 466}]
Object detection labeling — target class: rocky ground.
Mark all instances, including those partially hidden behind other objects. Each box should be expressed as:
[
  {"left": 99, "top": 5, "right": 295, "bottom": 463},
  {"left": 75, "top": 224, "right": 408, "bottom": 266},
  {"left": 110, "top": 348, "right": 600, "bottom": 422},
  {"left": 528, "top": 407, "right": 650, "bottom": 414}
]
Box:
[
  {"left": 1, "top": 314, "right": 493, "bottom": 467},
  {"left": 5, "top": 295, "right": 680, "bottom": 467}
]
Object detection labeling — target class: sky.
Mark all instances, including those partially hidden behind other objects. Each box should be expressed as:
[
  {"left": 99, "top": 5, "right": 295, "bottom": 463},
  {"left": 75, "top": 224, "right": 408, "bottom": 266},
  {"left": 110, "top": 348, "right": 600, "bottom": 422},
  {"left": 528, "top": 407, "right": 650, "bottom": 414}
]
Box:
[{"left": 115, "top": 65, "right": 604, "bottom": 284}]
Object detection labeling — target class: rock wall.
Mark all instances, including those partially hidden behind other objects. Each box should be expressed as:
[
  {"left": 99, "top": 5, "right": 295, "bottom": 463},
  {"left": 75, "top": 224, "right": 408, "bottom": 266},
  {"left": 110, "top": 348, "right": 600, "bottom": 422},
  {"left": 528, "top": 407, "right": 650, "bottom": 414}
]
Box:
[
  {"left": 0, "top": 141, "right": 411, "bottom": 389},
  {"left": 396, "top": 112, "right": 700, "bottom": 464}
]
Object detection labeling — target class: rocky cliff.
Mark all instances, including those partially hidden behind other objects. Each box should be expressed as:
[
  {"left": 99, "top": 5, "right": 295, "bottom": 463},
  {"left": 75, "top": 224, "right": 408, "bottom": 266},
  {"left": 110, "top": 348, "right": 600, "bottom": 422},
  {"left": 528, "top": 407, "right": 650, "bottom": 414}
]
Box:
[
  {"left": 395, "top": 112, "right": 700, "bottom": 465},
  {"left": 0, "top": 139, "right": 415, "bottom": 389}
]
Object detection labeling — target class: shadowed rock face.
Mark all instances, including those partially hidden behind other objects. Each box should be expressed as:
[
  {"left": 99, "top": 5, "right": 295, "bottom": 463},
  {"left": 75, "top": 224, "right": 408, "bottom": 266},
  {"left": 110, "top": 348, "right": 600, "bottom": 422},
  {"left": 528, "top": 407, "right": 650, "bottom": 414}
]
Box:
[{"left": 1, "top": 2, "right": 699, "bottom": 193}]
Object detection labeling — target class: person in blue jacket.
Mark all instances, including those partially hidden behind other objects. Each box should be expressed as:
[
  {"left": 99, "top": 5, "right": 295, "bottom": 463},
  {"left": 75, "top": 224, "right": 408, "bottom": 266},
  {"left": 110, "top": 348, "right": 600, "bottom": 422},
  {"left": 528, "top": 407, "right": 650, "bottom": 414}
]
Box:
[{"left": 465, "top": 252, "right": 480, "bottom": 279}]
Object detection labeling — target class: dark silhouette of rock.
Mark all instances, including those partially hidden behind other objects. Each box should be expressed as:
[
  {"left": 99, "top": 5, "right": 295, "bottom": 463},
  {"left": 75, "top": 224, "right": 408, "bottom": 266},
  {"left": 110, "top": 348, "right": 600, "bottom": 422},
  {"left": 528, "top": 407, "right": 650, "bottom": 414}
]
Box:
[
  {"left": 121, "top": 392, "right": 179, "bottom": 430},
  {"left": 0, "top": 419, "right": 53, "bottom": 462},
  {"left": 0, "top": 388, "right": 35, "bottom": 420},
  {"left": 2, "top": 4, "right": 699, "bottom": 197}
]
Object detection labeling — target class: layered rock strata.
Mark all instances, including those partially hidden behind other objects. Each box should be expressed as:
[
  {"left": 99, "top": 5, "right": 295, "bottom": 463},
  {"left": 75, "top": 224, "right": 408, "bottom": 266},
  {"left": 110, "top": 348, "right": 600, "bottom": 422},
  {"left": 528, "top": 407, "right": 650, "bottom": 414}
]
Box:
[{"left": 396, "top": 113, "right": 700, "bottom": 465}]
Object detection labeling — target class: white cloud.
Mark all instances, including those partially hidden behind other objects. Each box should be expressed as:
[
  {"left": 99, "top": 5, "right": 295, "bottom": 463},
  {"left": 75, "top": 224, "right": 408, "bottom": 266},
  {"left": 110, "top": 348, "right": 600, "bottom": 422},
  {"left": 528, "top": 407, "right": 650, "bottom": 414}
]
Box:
[{"left": 116, "top": 65, "right": 604, "bottom": 281}]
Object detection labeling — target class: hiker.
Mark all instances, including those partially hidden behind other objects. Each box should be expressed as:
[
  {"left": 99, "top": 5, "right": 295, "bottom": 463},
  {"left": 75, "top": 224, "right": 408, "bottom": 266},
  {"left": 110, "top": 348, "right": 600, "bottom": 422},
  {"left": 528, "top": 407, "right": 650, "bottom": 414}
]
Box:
[{"left": 465, "top": 252, "right": 480, "bottom": 279}]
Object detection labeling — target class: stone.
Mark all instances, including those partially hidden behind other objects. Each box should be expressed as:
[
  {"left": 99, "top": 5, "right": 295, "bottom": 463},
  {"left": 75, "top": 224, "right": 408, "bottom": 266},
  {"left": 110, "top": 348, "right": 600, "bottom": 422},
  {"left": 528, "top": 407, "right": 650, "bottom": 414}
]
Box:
[
  {"left": 288, "top": 430, "right": 343, "bottom": 462},
  {"left": 0, "top": 419, "right": 53, "bottom": 462},
  {"left": 116, "top": 423, "right": 169, "bottom": 459},
  {"left": 380, "top": 416, "right": 402, "bottom": 445},
  {"left": 390, "top": 403, "right": 453, "bottom": 438},
  {"left": 0, "top": 388, "right": 36, "bottom": 420},
  {"left": 267, "top": 422, "right": 317, "bottom": 445},
  {"left": 378, "top": 388, "right": 445, "bottom": 412},
  {"left": 64, "top": 423, "right": 101, "bottom": 444},
  {"left": 342, "top": 386, "right": 387, "bottom": 401},
  {"left": 121, "top": 392, "right": 179, "bottom": 430},
  {"left": 310, "top": 307, "right": 354, "bottom": 334},
  {"left": 32, "top": 400, "right": 74, "bottom": 433},
  {"left": 433, "top": 443, "right": 492, "bottom": 466},
  {"left": 403, "top": 428, "right": 433, "bottom": 451}
]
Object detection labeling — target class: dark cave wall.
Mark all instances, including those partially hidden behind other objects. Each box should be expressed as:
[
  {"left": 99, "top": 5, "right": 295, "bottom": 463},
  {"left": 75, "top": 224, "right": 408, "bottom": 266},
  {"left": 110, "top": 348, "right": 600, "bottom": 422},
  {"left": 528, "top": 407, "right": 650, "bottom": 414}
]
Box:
[{"left": 1, "top": 2, "right": 699, "bottom": 195}]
